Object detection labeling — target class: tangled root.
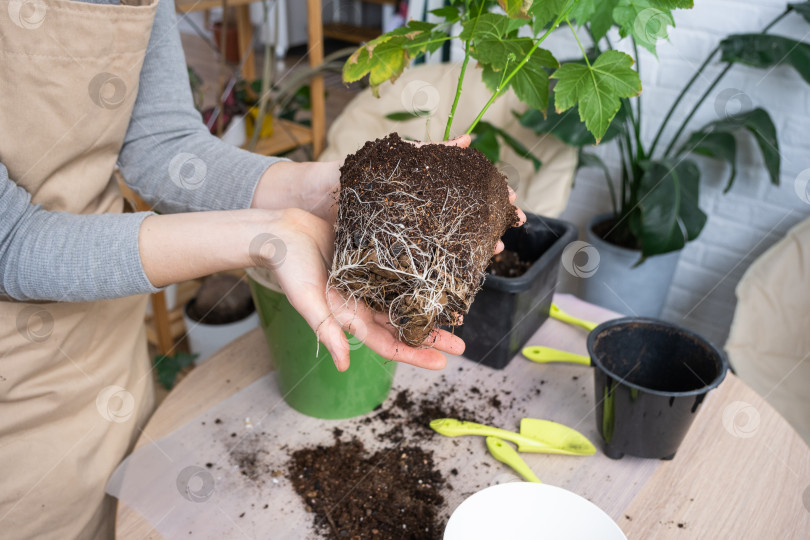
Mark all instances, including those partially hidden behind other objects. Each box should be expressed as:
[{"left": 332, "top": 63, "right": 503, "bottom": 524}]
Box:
[{"left": 328, "top": 134, "right": 516, "bottom": 346}]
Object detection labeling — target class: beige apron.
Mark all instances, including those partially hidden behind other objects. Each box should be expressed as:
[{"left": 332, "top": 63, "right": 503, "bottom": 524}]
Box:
[{"left": 0, "top": 0, "right": 159, "bottom": 538}]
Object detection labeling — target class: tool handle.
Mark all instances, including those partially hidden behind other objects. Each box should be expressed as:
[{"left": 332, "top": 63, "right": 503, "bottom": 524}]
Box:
[
  {"left": 549, "top": 303, "right": 598, "bottom": 332},
  {"left": 522, "top": 346, "right": 591, "bottom": 366},
  {"left": 486, "top": 437, "right": 541, "bottom": 483}
]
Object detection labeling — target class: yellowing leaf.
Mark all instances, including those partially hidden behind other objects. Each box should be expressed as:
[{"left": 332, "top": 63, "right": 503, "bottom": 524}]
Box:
[
  {"left": 551, "top": 50, "right": 641, "bottom": 143},
  {"left": 499, "top": 0, "right": 533, "bottom": 19}
]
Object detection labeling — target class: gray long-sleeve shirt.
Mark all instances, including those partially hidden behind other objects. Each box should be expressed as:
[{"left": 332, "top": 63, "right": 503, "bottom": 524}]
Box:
[{"left": 0, "top": 0, "right": 285, "bottom": 302}]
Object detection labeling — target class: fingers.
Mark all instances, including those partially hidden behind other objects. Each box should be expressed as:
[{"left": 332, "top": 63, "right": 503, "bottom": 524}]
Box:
[
  {"left": 410, "top": 134, "right": 472, "bottom": 149},
  {"left": 515, "top": 207, "right": 526, "bottom": 226},
  {"left": 507, "top": 185, "right": 517, "bottom": 204},
  {"left": 494, "top": 240, "right": 505, "bottom": 254},
  {"left": 440, "top": 134, "right": 471, "bottom": 148}
]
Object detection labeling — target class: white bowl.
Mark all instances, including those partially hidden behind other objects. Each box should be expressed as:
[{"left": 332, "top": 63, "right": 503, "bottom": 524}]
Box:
[{"left": 444, "top": 483, "right": 626, "bottom": 540}]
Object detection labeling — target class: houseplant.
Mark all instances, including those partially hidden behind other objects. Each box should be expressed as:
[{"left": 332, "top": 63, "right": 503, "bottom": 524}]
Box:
[
  {"left": 183, "top": 274, "right": 259, "bottom": 364},
  {"left": 520, "top": 2, "right": 810, "bottom": 315},
  {"left": 335, "top": 0, "right": 683, "bottom": 356}
]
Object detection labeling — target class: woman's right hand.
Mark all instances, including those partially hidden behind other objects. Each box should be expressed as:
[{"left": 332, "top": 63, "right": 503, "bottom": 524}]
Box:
[{"left": 259, "top": 209, "right": 465, "bottom": 372}]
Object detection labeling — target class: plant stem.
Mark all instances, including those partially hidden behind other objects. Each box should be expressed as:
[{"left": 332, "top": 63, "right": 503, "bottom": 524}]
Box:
[
  {"left": 650, "top": 7, "right": 791, "bottom": 157},
  {"left": 444, "top": 45, "right": 471, "bottom": 139},
  {"left": 464, "top": 0, "right": 575, "bottom": 135},
  {"left": 567, "top": 18, "right": 592, "bottom": 68},
  {"left": 630, "top": 37, "right": 644, "bottom": 161}
]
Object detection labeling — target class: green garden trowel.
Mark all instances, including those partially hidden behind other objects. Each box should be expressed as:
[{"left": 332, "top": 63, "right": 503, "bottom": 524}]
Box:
[
  {"left": 430, "top": 418, "right": 596, "bottom": 456},
  {"left": 549, "top": 303, "right": 599, "bottom": 332},
  {"left": 486, "top": 437, "right": 541, "bottom": 483},
  {"left": 522, "top": 345, "right": 591, "bottom": 366}
]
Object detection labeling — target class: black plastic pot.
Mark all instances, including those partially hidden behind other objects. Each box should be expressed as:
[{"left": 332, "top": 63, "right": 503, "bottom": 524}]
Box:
[
  {"left": 587, "top": 318, "right": 728, "bottom": 460},
  {"left": 458, "top": 213, "right": 577, "bottom": 369}
]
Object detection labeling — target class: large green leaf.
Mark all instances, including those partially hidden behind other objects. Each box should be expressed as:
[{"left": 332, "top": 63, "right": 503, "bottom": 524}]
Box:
[
  {"left": 517, "top": 90, "right": 628, "bottom": 146},
  {"left": 720, "top": 34, "right": 810, "bottom": 85},
  {"left": 690, "top": 108, "right": 780, "bottom": 188},
  {"left": 789, "top": 2, "right": 810, "bottom": 24},
  {"left": 613, "top": 0, "right": 675, "bottom": 55},
  {"left": 551, "top": 50, "right": 641, "bottom": 143},
  {"left": 680, "top": 131, "right": 737, "bottom": 192},
  {"left": 343, "top": 21, "right": 448, "bottom": 95},
  {"left": 636, "top": 158, "right": 706, "bottom": 257}
]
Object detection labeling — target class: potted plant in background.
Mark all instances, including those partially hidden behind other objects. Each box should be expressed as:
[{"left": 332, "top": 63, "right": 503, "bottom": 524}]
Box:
[
  {"left": 328, "top": 0, "right": 684, "bottom": 368},
  {"left": 183, "top": 274, "right": 260, "bottom": 365},
  {"left": 520, "top": 1, "right": 810, "bottom": 316}
]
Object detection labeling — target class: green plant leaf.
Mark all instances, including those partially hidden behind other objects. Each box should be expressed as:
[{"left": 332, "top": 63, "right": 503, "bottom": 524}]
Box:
[
  {"left": 153, "top": 352, "right": 198, "bottom": 390},
  {"left": 690, "top": 107, "right": 780, "bottom": 188},
  {"left": 470, "top": 124, "right": 501, "bottom": 163},
  {"left": 636, "top": 158, "right": 706, "bottom": 257},
  {"left": 471, "top": 121, "right": 542, "bottom": 170},
  {"left": 499, "top": 0, "right": 532, "bottom": 19},
  {"left": 613, "top": 0, "right": 675, "bottom": 55},
  {"left": 460, "top": 12, "right": 527, "bottom": 41},
  {"left": 430, "top": 5, "right": 462, "bottom": 23},
  {"left": 679, "top": 131, "right": 737, "bottom": 192},
  {"left": 528, "top": 0, "right": 567, "bottom": 33},
  {"left": 720, "top": 34, "right": 810, "bottom": 85},
  {"left": 583, "top": 0, "right": 620, "bottom": 41},
  {"left": 551, "top": 50, "right": 641, "bottom": 143},
  {"left": 516, "top": 92, "right": 628, "bottom": 146},
  {"left": 343, "top": 21, "right": 448, "bottom": 95},
  {"left": 385, "top": 111, "right": 429, "bottom": 121},
  {"left": 789, "top": 2, "right": 810, "bottom": 24}
]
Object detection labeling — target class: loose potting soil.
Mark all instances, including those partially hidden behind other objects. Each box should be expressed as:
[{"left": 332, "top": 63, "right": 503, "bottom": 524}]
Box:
[
  {"left": 486, "top": 249, "right": 531, "bottom": 278},
  {"left": 330, "top": 133, "right": 517, "bottom": 346}
]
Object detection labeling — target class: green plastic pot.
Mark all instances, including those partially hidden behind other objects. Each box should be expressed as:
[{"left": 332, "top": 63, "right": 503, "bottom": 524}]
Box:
[{"left": 246, "top": 268, "right": 396, "bottom": 419}]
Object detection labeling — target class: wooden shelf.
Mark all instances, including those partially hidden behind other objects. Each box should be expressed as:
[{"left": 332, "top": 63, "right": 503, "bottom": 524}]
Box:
[
  {"left": 244, "top": 119, "right": 314, "bottom": 156},
  {"left": 323, "top": 22, "right": 381, "bottom": 44}
]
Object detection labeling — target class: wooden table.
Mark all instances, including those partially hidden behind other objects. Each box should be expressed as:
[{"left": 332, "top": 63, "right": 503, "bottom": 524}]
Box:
[{"left": 117, "top": 295, "right": 810, "bottom": 539}]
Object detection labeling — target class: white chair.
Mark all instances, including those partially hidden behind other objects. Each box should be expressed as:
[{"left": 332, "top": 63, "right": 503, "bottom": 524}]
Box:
[{"left": 726, "top": 217, "right": 810, "bottom": 444}]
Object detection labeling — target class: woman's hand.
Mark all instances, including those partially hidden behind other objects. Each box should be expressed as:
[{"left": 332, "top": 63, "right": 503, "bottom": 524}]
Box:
[
  {"left": 250, "top": 134, "right": 526, "bottom": 252},
  {"left": 256, "top": 209, "right": 465, "bottom": 372}
]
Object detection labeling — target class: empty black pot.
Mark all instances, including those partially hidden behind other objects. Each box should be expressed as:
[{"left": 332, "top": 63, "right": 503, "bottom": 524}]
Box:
[
  {"left": 458, "top": 213, "right": 577, "bottom": 369},
  {"left": 587, "top": 318, "right": 728, "bottom": 460}
]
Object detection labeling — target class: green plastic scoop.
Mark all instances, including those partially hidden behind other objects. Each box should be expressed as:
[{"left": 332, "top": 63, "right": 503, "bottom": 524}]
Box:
[
  {"left": 430, "top": 418, "right": 596, "bottom": 456},
  {"left": 549, "top": 303, "right": 598, "bottom": 332},
  {"left": 522, "top": 345, "right": 591, "bottom": 366},
  {"left": 486, "top": 437, "right": 541, "bottom": 483}
]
